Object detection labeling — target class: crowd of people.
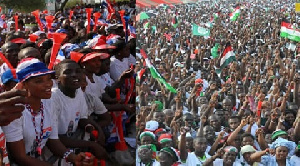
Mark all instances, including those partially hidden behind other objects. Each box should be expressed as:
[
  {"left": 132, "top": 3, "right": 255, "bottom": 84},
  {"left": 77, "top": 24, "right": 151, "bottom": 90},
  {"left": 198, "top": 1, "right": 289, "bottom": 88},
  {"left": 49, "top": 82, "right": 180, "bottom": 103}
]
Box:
[
  {"left": 0, "top": 1, "right": 136, "bottom": 166},
  {"left": 136, "top": 0, "right": 300, "bottom": 165}
]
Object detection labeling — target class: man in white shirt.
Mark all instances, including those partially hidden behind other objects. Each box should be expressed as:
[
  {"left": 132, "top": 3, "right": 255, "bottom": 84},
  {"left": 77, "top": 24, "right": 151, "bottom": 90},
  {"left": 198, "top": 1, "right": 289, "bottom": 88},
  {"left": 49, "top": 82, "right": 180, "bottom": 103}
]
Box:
[
  {"left": 179, "top": 127, "right": 211, "bottom": 166},
  {"left": 109, "top": 39, "right": 131, "bottom": 81}
]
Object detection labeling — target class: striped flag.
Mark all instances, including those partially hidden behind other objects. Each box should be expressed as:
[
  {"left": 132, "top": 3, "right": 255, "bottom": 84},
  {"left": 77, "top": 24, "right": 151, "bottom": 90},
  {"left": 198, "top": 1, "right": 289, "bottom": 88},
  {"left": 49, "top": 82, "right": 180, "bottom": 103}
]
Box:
[
  {"left": 229, "top": 6, "right": 241, "bottom": 21},
  {"left": 143, "top": 22, "right": 149, "bottom": 29},
  {"left": 280, "top": 21, "right": 300, "bottom": 42},
  {"left": 140, "top": 49, "right": 177, "bottom": 93},
  {"left": 215, "top": 43, "right": 236, "bottom": 75},
  {"left": 102, "top": 0, "right": 115, "bottom": 19},
  {"left": 136, "top": 69, "right": 146, "bottom": 84},
  {"left": 172, "top": 16, "right": 179, "bottom": 28},
  {"left": 210, "top": 12, "right": 219, "bottom": 22}
]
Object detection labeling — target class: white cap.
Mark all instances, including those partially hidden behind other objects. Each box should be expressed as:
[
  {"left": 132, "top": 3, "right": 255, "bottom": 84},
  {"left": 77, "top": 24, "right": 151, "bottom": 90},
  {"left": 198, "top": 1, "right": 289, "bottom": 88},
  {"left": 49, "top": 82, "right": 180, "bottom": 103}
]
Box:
[{"left": 145, "top": 120, "right": 159, "bottom": 132}]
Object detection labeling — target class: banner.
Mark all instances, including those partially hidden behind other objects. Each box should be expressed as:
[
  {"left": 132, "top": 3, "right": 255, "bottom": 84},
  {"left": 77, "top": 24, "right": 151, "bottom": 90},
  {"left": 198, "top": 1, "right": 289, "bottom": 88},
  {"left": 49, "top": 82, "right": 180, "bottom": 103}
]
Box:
[
  {"left": 296, "top": 3, "right": 300, "bottom": 13},
  {"left": 192, "top": 24, "right": 210, "bottom": 36}
]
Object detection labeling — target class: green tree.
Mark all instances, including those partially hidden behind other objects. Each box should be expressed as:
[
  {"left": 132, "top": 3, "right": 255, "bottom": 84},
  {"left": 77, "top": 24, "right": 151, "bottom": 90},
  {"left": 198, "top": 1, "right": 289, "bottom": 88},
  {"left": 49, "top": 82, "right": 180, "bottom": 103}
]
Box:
[
  {"left": 1, "top": 0, "right": 46, "bottom": 12},
  {"left": 65, "top": 0, "right": 80, "bottom": 9}
]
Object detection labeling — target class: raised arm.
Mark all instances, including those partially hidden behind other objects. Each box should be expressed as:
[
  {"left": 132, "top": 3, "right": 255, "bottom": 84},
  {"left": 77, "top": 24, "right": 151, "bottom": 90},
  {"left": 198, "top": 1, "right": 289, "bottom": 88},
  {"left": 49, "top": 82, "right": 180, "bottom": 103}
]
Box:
[
  {"left": 227, "top": 119, "right": 247, "bottom": 145},
  {"left": 179, "top": 127, "right": 188, "bottom": 162},
  {"left": 250, "top": 149, "right": 269, "bottom": 162}
]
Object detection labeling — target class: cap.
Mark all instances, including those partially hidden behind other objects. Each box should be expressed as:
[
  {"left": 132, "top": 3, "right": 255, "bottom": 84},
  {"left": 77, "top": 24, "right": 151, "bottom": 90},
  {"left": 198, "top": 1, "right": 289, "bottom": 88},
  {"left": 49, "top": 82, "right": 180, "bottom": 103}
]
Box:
[
  {"left": 55, "top": 29, "right": 68, "bottom": 34},
  {"left": 195, "top": 78, "right": 203, "bottom": 84},
  {"left": 272, "top": 130, "right": 288, "bottom": 141},
  {"left": 1, "top": 69, "right": 19, "bottom": 84},
  {"left": 92, "top": 39, "right": 116, "bottom": 50},
  {"left": 241, "top": 145, "right": 256, "bottom": 155},
  {"left": 158, "top": 133, "right": 172, "bottom": 144},
  {"left": 145, "top": 120, "right": 159, "bottom": 132},
  {"left": 70, "top": 51, "right": 110, "bottom": 63},
  {"left": 16, "top": 58, "right": 55, "bottom": 82},
  {"left": 11, "top": 38, "right": 27, "bottom": 44},
  {"left": 81, "top": 52, "right": 110, "bottom": 62}
]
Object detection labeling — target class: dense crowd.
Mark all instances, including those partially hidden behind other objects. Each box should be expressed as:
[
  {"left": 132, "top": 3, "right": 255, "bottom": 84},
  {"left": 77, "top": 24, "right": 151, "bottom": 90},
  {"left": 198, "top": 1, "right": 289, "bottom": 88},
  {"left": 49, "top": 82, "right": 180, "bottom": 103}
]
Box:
[
  {"left": 0, "top": 1, "right": 136, "bottom": 166},
  {"left": 136, "top": 0, "right": 300, "bottom": 165}
]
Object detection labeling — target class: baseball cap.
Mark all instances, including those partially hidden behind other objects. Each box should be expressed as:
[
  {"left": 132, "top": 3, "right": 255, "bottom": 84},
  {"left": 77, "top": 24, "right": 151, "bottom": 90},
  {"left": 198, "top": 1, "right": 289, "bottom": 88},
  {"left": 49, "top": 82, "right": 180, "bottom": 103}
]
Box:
[
  {"left": 70, "top": 51, "right": 110, "bottom": 63},
  {"left": 1, "top": 69, "right": 19, "bottom": 84},
  {"left": 145, "top": 120, "right": 159, "bottom": 132}
]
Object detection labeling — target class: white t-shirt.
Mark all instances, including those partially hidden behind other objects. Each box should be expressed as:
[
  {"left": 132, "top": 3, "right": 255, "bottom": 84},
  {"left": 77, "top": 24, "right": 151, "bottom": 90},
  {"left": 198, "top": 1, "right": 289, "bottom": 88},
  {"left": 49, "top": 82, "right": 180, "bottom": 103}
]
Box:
[
  {"left": 213, "top": 158, "right": 241, "bottom": 166},
  {"left": 110, "top": 56, "right": 129, "bottom": 81},
  {"left": 181, "top": 152, "right": 211, "bottom": 166},
  {"left": 83, "top": 92, "right": 107, "bottom": 116},
  {"left": 85, "top": 74, "right": 106, "bottom": 99},
  {"left": 99, "top": 73, "right": 115, "bottom": 87},
  {"left": 127, "top": 54, "right": 136, "bottom": 67},
  {"left": 2, "top": 100, "right": 58, "bottom": 157},
  {"left": 0, "top": 128, "right": 10, "bottom": 166},
  {"left": 50, "top": 88, "right": 88, "bottom": 135}
]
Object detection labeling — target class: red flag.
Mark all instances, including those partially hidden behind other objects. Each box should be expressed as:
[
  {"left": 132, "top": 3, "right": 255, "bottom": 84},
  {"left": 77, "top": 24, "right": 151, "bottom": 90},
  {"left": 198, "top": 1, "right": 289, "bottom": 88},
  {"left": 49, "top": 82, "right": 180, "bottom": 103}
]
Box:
[{"left": 164, "top": 33, "right": 172, "bottom": 41}]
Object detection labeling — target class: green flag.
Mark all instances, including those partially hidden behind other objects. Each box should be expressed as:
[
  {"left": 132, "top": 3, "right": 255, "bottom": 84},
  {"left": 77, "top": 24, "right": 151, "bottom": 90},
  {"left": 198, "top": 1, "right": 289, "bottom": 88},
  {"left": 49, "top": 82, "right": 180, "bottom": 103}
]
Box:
[
  {"left": 143, "top": 22, "right": 149, "bottom": 29},
  {"left": 192, "top": 24, "right": 210, "bottom": 36},
  {"left": 211, "top": 43, "right": 220, "bottom": 58},
  {"left": 172, "top": 23, "right": 179, "bottom": 28},
  {"left": 152, "top": 26, "right": 156, "bottom": 33}
]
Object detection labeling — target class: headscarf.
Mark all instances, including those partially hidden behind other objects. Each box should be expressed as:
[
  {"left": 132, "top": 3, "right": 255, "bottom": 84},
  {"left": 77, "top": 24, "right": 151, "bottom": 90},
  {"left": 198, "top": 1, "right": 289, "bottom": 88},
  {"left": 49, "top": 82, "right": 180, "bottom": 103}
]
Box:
[
  {"left": 224, "top": 146, "right": 238, "bottom": 153},
  {"left": 270, "top": 137, "right": 296, "bottom": 157},
  {"left": 138, "top": 144, "right": 157, "bottom": 159},
  {"left": 160, "top": 147, "right": 180, "bottom": 162},
  {"left": 140, "top": 131, "right": 156, "bottom": 141},
  {"left": 158, "top": 133, "right": 172, "bottom": 144}
]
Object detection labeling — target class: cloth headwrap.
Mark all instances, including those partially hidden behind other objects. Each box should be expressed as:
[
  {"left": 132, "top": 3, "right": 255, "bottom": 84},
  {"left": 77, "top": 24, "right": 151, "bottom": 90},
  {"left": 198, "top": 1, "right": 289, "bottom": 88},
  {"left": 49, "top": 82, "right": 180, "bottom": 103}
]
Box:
[
  {"left": 139, "top": 144, "right": 157, "bottom": 152},
  {"left": 160, "top": 147, "right": 180, "bottom": 161},
  {"left": 154, "top": 128, "right": 166, "bottom": 135},
  {"left": 195, "top": 78, "right": 203, "bottom": 97},
  {"left": 140, "top": 131, "right": 156, "bottom": 140},
  {"left": 270, "top": 137, "right": 296, "bottom": 157},
  {"left": 271, "top": 130, "right": 288, "bottom": 141},
  {"left": 224, "top": 146, "right": 238, "bottom": 153},
  {"left": 139, "top": 144, "right": 157, "bottom": 159},
  {"left": 158, "top": 133, "right": 172, "bottom": 144}
]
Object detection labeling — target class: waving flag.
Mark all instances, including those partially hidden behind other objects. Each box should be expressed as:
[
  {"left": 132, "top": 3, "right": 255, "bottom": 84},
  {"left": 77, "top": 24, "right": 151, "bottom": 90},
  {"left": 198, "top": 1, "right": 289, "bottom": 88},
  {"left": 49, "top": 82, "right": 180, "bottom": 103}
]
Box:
[
  {"left": 215, "top": 42, "right": 236, "bottom": 75},
  {"left": 172, "top": 16, "right": 179, "bottom": 28},
  {"left": 211, "top": 43, "right": 220, "bottom": 58},
  {"left": 143, "top": 21, "right": 149, "bottom": 29},
  {"left": 102, "top": 0, "right": 115, "bottom": 19},
  {"left": 229, "top": 6, "right": 241, "bottom": 21},
  {"left": 140, "top": 49, "right": 177, "bottom": 93},
  {"left": 280, "top": 21, "right": 300, "bottom": 42},
  {"left": 210, "top": 12, "right": 219, "bottom": 22},
  {"left": 164, "top": 33, "right": 172, "bottom": 41},
  {"left": 192, "top": 24, "right": 210, "bottom": 37}
]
